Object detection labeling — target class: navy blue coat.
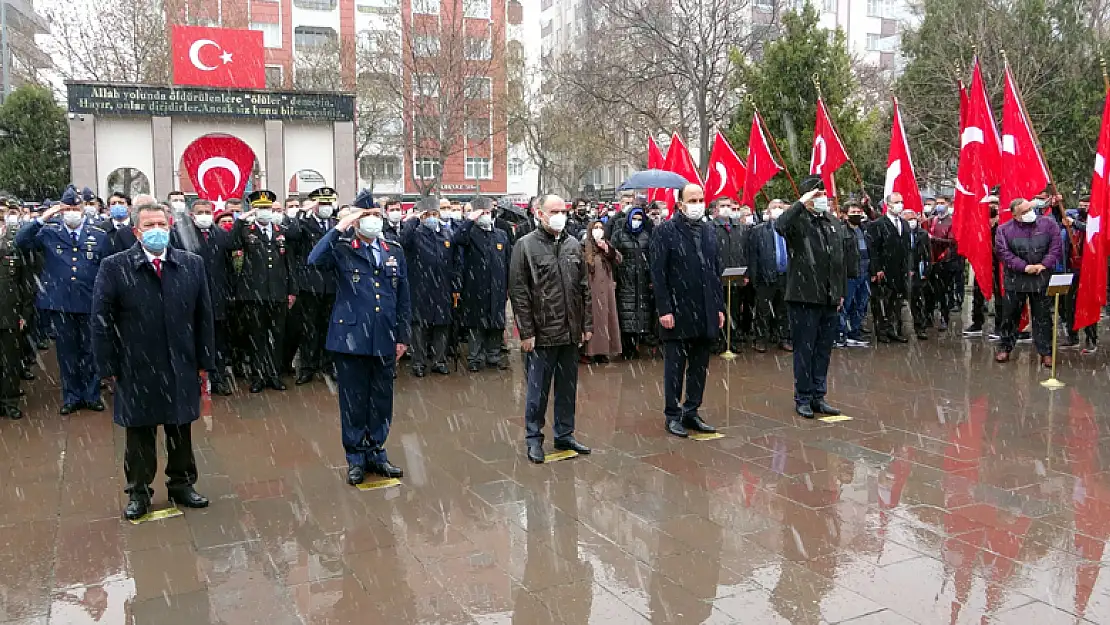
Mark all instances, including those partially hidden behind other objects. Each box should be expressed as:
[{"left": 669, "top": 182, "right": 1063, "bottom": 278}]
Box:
[
  {"left": 171, "top": 222, "right": 235, "bottom": 321},
  {"left": 102, "top": 220, "right": 137, "bottom": 254},
  {"left": 649, "top": 216, "right": 725, "bottom": 341},
  {"left": 91, "top": 245, "right": 216, "bottom": 428},
  {"left": 747, "top": 222, "right": 786, "bottom": 286},
  {"left": 452, "top": 220, "right": 510, "bottom": 329},
  {"left": 16, "top": 218, "right": 113, "bottom": 314},
  {"left": 307, "top": 229, "right": 412, "bottom": 357},
  {"left": 399, "top": 220, "right": 454, "bottom": 325},
  {"left": 296, "top": 216, "right": 338, "bottom": 295}
]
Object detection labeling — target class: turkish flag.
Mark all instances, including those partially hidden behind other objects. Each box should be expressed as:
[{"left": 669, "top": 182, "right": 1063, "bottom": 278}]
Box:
[
  {"left": 704, "top": 133, "right": 747, "bottom": 203},
  {"left": 809, "top": 98, "right": 849, "bottom": 195},
  {"left": 172, "top": 25, "right": 265, "bottom": 89},
  {"left": 883, "top": 97, "right": 923, "bottom": 216},
  {"left": 181, "top": 135, "right": 257, "bottom": 210},
  {"left": 741, "top": 113, "right": 782, "bottom": 210},
  {"left": 1074, "top": 89, "right": 1110, "bottom": 331},
  {"left": 1000, "top": 66, "right": 1050, "bottom": 222},
  {"left": 954, "top": 59, "right": 1002, "bottom": 300},
  {"left": 660, "top": 133, "right": 702, "bottom": 213},
  {"left": 647, "top": 136, "right": 667, "bottom": 203}
]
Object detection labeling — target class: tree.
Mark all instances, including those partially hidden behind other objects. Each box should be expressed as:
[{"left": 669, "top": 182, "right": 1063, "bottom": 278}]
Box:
[
  {"left": 43, "top": 0, "right": 173, "bottom": 84},
  {"left": 0, "top": 86, "right": 69, "bottom": 201},
  {"left": 728, "top": 5, "right": 880, "bottom": 202},
  {"left": 897, "top": 0, "right": 1107, "bottom": 194}
]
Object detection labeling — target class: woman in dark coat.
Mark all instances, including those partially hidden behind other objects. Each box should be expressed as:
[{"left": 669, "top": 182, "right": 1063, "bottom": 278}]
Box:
[
  {"left": 609, "top": 207, "right": 654, "bottom": 359},
  {"left": 583, "top": 220, "right": 622, "bottom": 362}
]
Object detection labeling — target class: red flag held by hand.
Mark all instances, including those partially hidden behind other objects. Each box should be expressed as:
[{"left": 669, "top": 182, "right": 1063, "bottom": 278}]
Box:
[
  {"left": 1074, "top": 89, "right": 1110, "bottom": 331},
  {"left": 647, "top": 136, "right": 667, "bottom": 204},
  {"left": 741, "top": 113, "right": 782, "bottom": 210},
  {"left": 1000, "top": 65, "right": 1050, "bottom": 221},
  {"left": 810, "top": 98, "right": 849, "bottom": 195},
  {"left": 883, "top": 98, "right": 923, "bottom": 216},
  {"left": 705, "top": 133, "right": 746, "bottom": 203},
  {"left": 172, "top": 25, "right": 265, "bottom": 89},
  {"left": 661, "top": 133, "right": 701, "bottom": 214}
]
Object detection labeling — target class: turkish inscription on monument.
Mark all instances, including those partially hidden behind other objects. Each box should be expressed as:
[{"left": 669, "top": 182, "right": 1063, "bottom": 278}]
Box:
[{"left": 67, "top": 83, "right": 355, "bottom": 122}]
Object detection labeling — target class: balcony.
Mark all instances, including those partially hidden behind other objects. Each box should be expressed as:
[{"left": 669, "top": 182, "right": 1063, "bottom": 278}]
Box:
[{"left": 508, "top": 0, "right": 522, "bottom": 25}]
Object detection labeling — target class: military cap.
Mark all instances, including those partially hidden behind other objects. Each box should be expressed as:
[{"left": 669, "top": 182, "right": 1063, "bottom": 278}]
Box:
[
  {"left": 799, "top": 176, "right": 825, "bottom": 194},
  {"left": 308, "top": 187, "right": 338, "bottom": 204},
  {"left": 247, "top": 190, "right": 278, "bottom": 208},
  {"left": 5, "top": 198, "right": 20, "bottom": 210},
  {"left": 60, "top": 185, "right": 80, "bottom": 206},
  {"left": 352, "top": 189, "right": 374, "bottom": 210},
  {"left": 81, "top": 187, "right": 96, "bottom": 203}
]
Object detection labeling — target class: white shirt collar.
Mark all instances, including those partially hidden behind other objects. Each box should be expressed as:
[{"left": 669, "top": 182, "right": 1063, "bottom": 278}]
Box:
[{"left": 145, "top": 248, "right": 166, "bottom": 263}]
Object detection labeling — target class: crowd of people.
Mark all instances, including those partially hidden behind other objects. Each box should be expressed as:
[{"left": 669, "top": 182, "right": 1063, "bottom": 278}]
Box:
[{"left": 0, "top": 176, "right": 1098, "bottom": 520}]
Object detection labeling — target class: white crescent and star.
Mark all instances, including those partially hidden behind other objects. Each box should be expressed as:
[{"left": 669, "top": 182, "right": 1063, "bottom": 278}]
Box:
[
  {"left": 188, "top": 39, "right": 233, "bottom": 72},
  {"left": 713, "top": 162, "right": 728, "bottom": 196},
  {"left": 812, "top": 137, "right": 827, "bottom": 174},
  {"left": 196, "top": 157, "right": 242, "bottom": 195}
]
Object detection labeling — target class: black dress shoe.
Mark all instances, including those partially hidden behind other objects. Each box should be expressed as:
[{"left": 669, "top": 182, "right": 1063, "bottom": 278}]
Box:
[
  {"left": 367, "top": 460, "right": 403, "bottom": 479},
  {"left": 168, "top": 487, "right": 209, "bottom": 508},
  {"left": 6, "top": 406, "right": 22, "bottom": 420},
  {"left": 212, "top": 382, "right": 233, "bottom": 396},
  {"left": 495, "top": 359, "right": 510, "bottom": 370},
  {"left": 35, "top": 339, "right": 48, "bottom": 350},
  {"left": 124, "top": 494, "right": 150, "bottom": 521},
  {"left": 682, "top": 414, "right": 717, "bottom": 433},
  {"left": 554, "top": 437, "right": 591, "bottom": 454},
  {"left": 665, "top": 420, "right": 689, "bottom": 438},
  {"left": 268, "top": 379, "right": 287, "bottom": 391},
  {"left": 878, "top": 335, "right": 892, "bottom": 344},
  {"left": 795, "top": 403, "right": 816, "bottom": 419},
  {"left": 811, "top": 400, "right": 841, "bottom": 416},
  {"left": 890, "top": 334, "right": 909, "bottom": 344},
  {"left": 526, "top": 444, "right": 545, "bottom": 464},
  {"left": 916, "top": 332, "right": 929, "bottom": 340},
  {"left": 412, "top": 368, "right": 426, "bottom": 378},
  {"left": 294, "top": 372, "right": 315, "bottom": 386},
  {"left": 86, "top": 399, "right": 105, "bottom": 412},
  {"left": 432, "top": 364, "right": 450, "bottom": 375},
  {"left": 467, "top": 363, "right": 481, "bottom": 373},
  {"left": 753, "top": 342, "right": 768, "bottom": 354},
  {"left": 19, "top": 369, "right": 34, "bottom": 381},
  {"left": 249, "top": 381, "right": 264, "bottom": 394},
  {"left": 60, "top": 403, "right": 80, "bottom": 415},
  {"left": 347, "top": 465, "right": 366, "bottom": 486}
]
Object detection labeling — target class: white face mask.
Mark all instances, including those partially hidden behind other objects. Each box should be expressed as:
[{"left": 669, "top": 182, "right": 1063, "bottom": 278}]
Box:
[
  {"left": 359, "top": 215, "right": 384, "bottom": 238},
  {"left": 285, "top": 207, "right": 300, "bottom": 218},
  {"left": 171, "top": 200, "right": 186, "bottom": 212},
  {"left": 256, "top": 209, "right": 274, "bottom": 224},
  {"left": 907, "top": 219, "right": 918, "bottom": 230},
  {"left": 744, "top": 215, "right": 755, "bottom": 226},
  {"left": 717, "top": 207, "right": 732, "bottom": 218},
  {"left": 387, "top": 209, "right": 403, "bottom": 224},
  {"left": 888, "top": 202, "right": 903, "bottom": 215},
  {"left": 447, "top": 210, "right": 462, "bottom": 221},
  {"left": 194, "top": 214, "right": 214, "bottom": 229},
  {"left": 770, "top": 208, "right": 784, "bottom": 220},
  {"left": 1020, "top": 209, "right": 1038, "bottom": 223},
  {"left": 591, "top": 228, "right": 605, "bottom": 242},
  {"left": 811, "top": 197, "right": 829, "bottom": 213},
  {"left": 63, "top": 210, "right": 84, "bottom": 227},
  {"left": 3, "top": 215, "right": 18, "bottom": 228},
  {"left": 684, "top": 202, "right": 706, "bottom": 220},
  {"left": 318, "top": 205, "right": 334, "bottom": 219},
  {"left": 547, "top": 213, "right": 567, "bottom": 233},
  {"left": 476, "top": 213, "right": 493, "bottom": 229}
]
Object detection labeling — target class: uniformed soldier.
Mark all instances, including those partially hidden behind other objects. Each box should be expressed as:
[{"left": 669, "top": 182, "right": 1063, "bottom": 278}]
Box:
[
  {"left": 307, "top": 190, "right": 410, "bottom": 485},
  {"left": 232, "top": 190, "right": 298, "bottom": 394},
  {"left": 223, "top": 198, "right": 249, "bottom": 379},
  {"left": 0, "top": 200, "right": 30, "bottom": 418},
  {"left": 294, "top": 187, "right": 338, "bottom": 385},
  {"left": 454, "top": 197, "right": 511, "bottom": 371},
  {"left": 80, "top": 188, "right": 101, "bottom": 223},
  {"left": 5, "top": 199, "right": 36, "bottom": 382},
  {"left": 15, "top": 184, "right": 111, "bottom": 413},
  {"left": 400, "top": 197, "right": 455, "bottom": 377}
]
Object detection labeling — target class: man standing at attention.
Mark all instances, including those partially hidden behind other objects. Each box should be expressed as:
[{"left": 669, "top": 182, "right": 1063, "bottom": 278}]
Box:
[{"left": 509, "top": 194, "right": 592, "bottom": 464}]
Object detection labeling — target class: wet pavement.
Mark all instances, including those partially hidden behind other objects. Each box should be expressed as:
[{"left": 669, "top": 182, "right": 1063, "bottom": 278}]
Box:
[{"left": 3, "top": 329, "right": 1110, "bottom": 624}]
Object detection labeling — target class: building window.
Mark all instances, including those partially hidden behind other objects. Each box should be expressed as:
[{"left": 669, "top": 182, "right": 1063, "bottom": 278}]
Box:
[
  {"left": 465, "top": 76, "right": 491, "bottom": 99},
  {"left": 466, "top": 157, "right": 492, "bottom": 180},
  {"left": 359, "top": 30, "right": 398, "bottom": 54},
  {"left": 465, "top": 37, "right": 491, "bottom": 61},
  {"left": 508, "top": 158, "right": 524, "bottom": 177},
  {"left": 867, "top": 0, "right": 883, "bottom": 16},
  {"left": 413, "top": 157, "right": 442, "bottom": 179},
  {"left": 464, "top": 0, "right": 491, "bottom": 18},
  {"left": 823, "top": 0, "right": 835, "bottom": 11},
  {"left": 413, "top": 34, "right": 440, "bottom": 57},
  {"left": 359, "top": 155, "right": 401, "bottom": 180},
  {"left": 466, "top": 117, "right": 490, "bottom": 141},
  {"left": 357, "top": 0, "right": 398, "bottom": 13},
  {"left": 866, "top": 33, "right": 881, "bottom": 50},
  {"left": 294, "top": 0, "right": 337, "bottom": 10},
  {"left": 541, "top": 20, "right": 553, "bottom": 38},
  {"left": 412, "top": 74, "right": 439, "bottom": 97},
  {"left": 264, "top": 65, "right": 284, "bottom": 88},
  {"left": 753, "top": 0, "right": 773, "bottom": 10},
  {"left": 413, "top": 0, "right": 440, "bottom": 14},
  {"left": 414, "top": 115, "right": 440, "bottom": 142},
  {"left": 294, "top": 26, "right": 337, "bottom": 50},
  {"left": 250, "top": 22, "right": 282, "bottom": 48}
]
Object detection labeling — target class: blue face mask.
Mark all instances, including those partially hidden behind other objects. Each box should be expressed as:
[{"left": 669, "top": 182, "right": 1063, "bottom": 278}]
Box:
[
  {"left": 141, "top": 227, "right": 169, "bottom": 253},
  {"left": 110, "top": 205, "right": 128, "bottom": 220},
  {"left": 422, "top": 217, "right": 440, "bottom": 230},
  {"left": 1066, "top": 209, "right": 1079, "bottom": 220}
]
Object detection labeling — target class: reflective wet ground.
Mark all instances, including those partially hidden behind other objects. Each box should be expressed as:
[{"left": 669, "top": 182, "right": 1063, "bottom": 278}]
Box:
[{"left": 3, "top": 325, "right": 1110, "bottom": 624}]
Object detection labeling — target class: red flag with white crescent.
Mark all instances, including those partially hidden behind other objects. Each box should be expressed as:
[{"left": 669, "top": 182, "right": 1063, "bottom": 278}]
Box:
[
  {"left": 741, "top": 113, "right": 782, "bottom": 210},
  {"left": 172, "top": 25, "right": 265, "bottom": 89},
  {"left": 660, "top": 133, "right": 702, "bottom": 214},
  {"left": 647, "top": 136, "right": 667, "bottom": 203},
  {"left": 1074, "top": 89, "right": 1110, "bottom": 330},
  {"left": 883, "top": 97, "right": 923, "bottom": 215},
  {"left": 1000, "top": 65, "right": 1050, "bottom": 221},
  {"left": 181, "top": 136, "right": 257, "bottom": 210},
  {"left": 704, "top": 133, "right": 746, "bottom": 203},
  {"left": 810, "top": 98, "right": 849, "bottom": 195}
]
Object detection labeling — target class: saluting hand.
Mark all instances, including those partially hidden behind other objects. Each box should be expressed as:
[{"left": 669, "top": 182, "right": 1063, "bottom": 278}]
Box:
[
  {"left": 41, "top": 204, "right": 63, "bottom": 221},
  {"left": 336, "top": 210, "right": 365, "bottom": 232},
  {"left": 467, "top": 209, "right": 483, "bottom": 222}
]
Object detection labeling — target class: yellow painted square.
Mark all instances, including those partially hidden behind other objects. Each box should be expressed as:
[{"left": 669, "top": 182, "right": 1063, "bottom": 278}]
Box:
[
  {"left": 689, "top": 432, "right": 725, "bottom": 441},
  {"left": 128, "top": 507, "right": 184, "bottom": 525},
  {"left": 544, "top": 450, "right": 579, "bottom": 463},
  {"left": 356, "top": 478, "right": 403, "bottom": 491},
  {"left": 818, "top": 415, "right": 853, "bottom": 423}
]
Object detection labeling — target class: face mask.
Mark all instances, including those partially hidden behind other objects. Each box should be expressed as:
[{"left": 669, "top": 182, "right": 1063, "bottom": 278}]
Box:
[
  {"left": 770, "top": 208, "right": 784, "bottom": 220},
  {"left": 387, "top": 209, "right": 402, "bottom": 224},
  {"left": 171, "top": 201, "right": 186, "bottom": 212},
  {"left": 717, "top": 207, "right": 732, "bottom": 218},
  {"left": 1033, "top": 198, "right": 1047, "bottom": 209},
  {"left": 888, "top": 203, "right": 903, "bottom": 215},
  {"left": 194, "top": 214, "right": 214, "bottom": 229},
  {"left": 684, "top": 202, "right": 705, "bottom": 220},
  {"left": 547, "top": 213, "right": 567, "bottom": 232},
  {"left": 935, "top": 204, "right": 948, "bottom": 215},
  {"left": 811, "top": 197, "right": 829, "bottom": 213},
  {"left": 1066, "top": 209, "right": 1079, "bottom": 220},
  {"left": 63, "top": 210, "right": 84, "bottom": 227},
  {"left": 630, "top": 217, "right": 644, "bottom": 231},
  {"left": 422, "top": 216, "right": 440, "bottom": 231},
  {"left": 591, "top": 228, "right": 605, "bottom": 242},
  {"left": 744, "top": 215, "right": 755, "bottom": 226},
  {"left": 650, "top": 214, "right": 663, "bottom": 226},
  {"left": 220, "top": 221, "right": 234, "bottom": 232},
  {"left": 141, "top": 227, "right": 169, "bottom": 253},
  {"left": 990, "top": 207, "right": 999, "bottom": 218},
  {"left": 576, "top": 208, "right": 588, "bottom": 217},
  {"left": 848, "top": 214, "right": 864, "bottom": 226},
  {"left": 3, "top": 215, "right": 18, "bottom": 228},
  {"left": 1020, "top": 210, "right": 1038, "bottom": 223},
  {"left": 448, "top": 210, "right": 463, "bottom": 221},
  {"left": 318, "top": 205, "right": 334, "bottom": 219},
  {"left": 256, "top": 209, "right": 274, "bottom": 224},
  {"left": 84, "top": 206, "right": 98, "bottom": 218},
  {"left": 110, "top": 205, "right": 128, "bottom": 220},
  {"left": 907, "top": 219, "right": 918, "bottom": 230},
  {"left": 359, "top": 215, "right": 384, "bottom": 239},
  {"left": 923, "top": 206, "right": 934, "bottom": 215},
  {"left": 476, "top": 213, "right": 493, "bottom": 229},
  {"left": 283, "top": 207, "right": 298, "bottom": 218}
]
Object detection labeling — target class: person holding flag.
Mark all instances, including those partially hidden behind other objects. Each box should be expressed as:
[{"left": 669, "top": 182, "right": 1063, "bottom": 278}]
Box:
[{"left": 1072, "top": 69, "right": 1110, "bottom": 353}]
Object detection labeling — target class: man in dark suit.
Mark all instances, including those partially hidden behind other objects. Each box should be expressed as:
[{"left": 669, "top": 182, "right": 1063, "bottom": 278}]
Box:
[
  {"left": 400, "top": 198, "right": 455, "bottom": 377},
  {"left": 171, "top": 198, "right": 235, "bottom": 395},
  {"left": 748, "top": 199, "right": 792, "bottom": 353},
  {"left": 867, "top": 192, "right": 912, "bottom": 343},
  {"left": 904, "top": 208, "right": 932, "bottom": 340},
  {"left": 91, "top": 199, "right": 215, "bottom": 520},
  {"left": 293, "top": 187, "right": 338, "bottom": 385},
  {"left": 103, "top": 192, "right": 137, "bottom": 253},
  {"left": 650, "top": 184, "right": 725, "bottom": 438},
  {"left": 454, "top": 196, "right": 511, "bottom": 371}
]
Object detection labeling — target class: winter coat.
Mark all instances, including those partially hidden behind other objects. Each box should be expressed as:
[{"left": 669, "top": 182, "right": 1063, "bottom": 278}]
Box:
[
  {"left": 867, "top": 215, "right": 912, "bottom": 296},
  {"left": 747, "top": 221, "right": 786, "bottom": 286},
  {"left": 295, "top": 216, "right": 338, "bottom": 296},
  {"left": 171, "top": 221, "right": 234, "bottom": 321},
  {"left": 585, "top": 243, "right": 622, "bottom": 356},
  {"left": 400, "top": 219, "right": 455, "bottom": 325},
  {"left": 452, "top": 220, "right": 511, "bottom": 329},
  {"left": 995, "top": 216, "right": 1063, "bottom": 293},
  {"left": 610, "top": 211, "right": 655, "bottom": 334},
  {"left": 774, "top": 201, "right": 857, "bottom": 306},
  {"left": 91, "top": 244, "right": 216, "bottom": 428},
  {"left": 509, "top": 227, "right": 592, "bottom": 348},
  {"left": 649, "top": 215, "right": 725, "bottom": 341}
]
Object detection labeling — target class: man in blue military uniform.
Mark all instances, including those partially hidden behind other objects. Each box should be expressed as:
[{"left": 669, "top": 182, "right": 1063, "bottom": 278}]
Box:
[
  {"left": 307, "top": 190, "right": 410, "bottom": 485},
  {"left": 294, "top": 187, "right": 339, "bottom": 385},
  {"left": 16, "top": 185, "right": 111, "bottom": 414}
]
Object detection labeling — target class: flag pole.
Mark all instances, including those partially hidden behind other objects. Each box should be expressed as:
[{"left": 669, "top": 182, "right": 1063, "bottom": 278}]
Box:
[
  {"left": 1001, "top": 49, "right": 1061, "bottom": 200},
  {"left": 813, "top": 73, "right": 868, "bottom": 198},
  {"left": 753, "top": 108, "right": 799, "bottom": 196}
]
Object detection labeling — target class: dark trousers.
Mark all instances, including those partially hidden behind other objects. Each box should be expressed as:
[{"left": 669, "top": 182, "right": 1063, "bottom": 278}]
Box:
[
  {"left": 210, "top": 321, "right": 230, "bottom": 385},
  {"left": 48, "top": 311, "right": 99, "bottom": 405},
  {"left": 228, "top": 301, "right": 251, "bottom": 376},
  {"left": 928, "top": 261, "right": 961, "bottom": 323},
  {"left": 243, "top": 301, "right": 287, "bottom": 384},
  {"left": 0, "top": 328, "right": 20, "bottom": 409},
  {"left": 334, "top": 351, "right": 396, "bottom": 468},
  {"left": 873, "top": 280, "right": 907, "bottom": 338},
  {"left": 297, "top": 292, "right": 335, "bottom": 374},
  {"left": 718, "top": 284, "right": 746, "bottom": 351},
  {"left": 467, "top": 327, "right": 504, "bottom": 368},
  {"left": 738, "top": 284, "right": 756, "bottom": 339},
  {"left": 411, "top": 323, "right": 448, "bottom": 370},
  {"left": 788, "top": 302, "right": 839, "bottom": 405},
  {"left": 281, "top": 297, "right": 304, "bottom": 374},
  {"left": 999, "top": 290, "right": 1052, "bottom": 355},
  {"left": 910, "top": 279, "right": 929, "bottom": 332},
  {"left": 971, "top": 264, "right": 1001, "bottom": 327},
  {"left": 662, "top": 338, "right": 712, "bottom": 422},
  {"left": 124, "top": 424, "right": 197, "bottom": 498},
  {"left": 755, "top": 276, "right": 789, "bottom": 344},
  {"left": 524, "top": 344, "right": 578, "bottom": 444},
  {"left": 839, "top": 277, "right": 870, "bottom": 339},
  {"left": 20, "top": 310, "right": 35, "bottom": 365}
]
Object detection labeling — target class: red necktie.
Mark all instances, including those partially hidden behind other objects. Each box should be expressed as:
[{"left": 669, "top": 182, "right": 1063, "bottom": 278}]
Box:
[
  {"left": 202, "top": 230, "right": 209, "bottom": 242},
  {"left": 152, "top": 258, "right": 162, "bottom": 278}
]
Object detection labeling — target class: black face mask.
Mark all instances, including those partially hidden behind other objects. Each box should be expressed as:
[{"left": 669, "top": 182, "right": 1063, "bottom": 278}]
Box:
[
  {"left": 990, "top": 207, "right": 999, "bottom": 218},
  {"left": 848, "top": 214, "right": 864, "bottom": 226},
  {"left": 576, "top": 208, "right": 587, "bottom": 217}
]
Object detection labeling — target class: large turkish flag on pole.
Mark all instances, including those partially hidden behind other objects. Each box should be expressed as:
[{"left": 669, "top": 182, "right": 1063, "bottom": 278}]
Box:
[
  {"left": 809, "top": 98, "right": 849, "bottom": 195},
  {"left": 1000, "top": 65, "right": 1051, "bottom": 220},
  {"left": 172, "top": 25, "right": 265, "bottom": 89},
  {"left": 883, "top": 97, "right": 923, "bottom": 216},
  {"left": 181, "top": 135, "right": 258, "bottom": 210},
  {"left": 1074, "top": 88, "right": 1110, "bottom": 331},
  {"left": 704, "top": 133, "right": 746, "bottom": 203},
  {"left": 660, "top": 133, "right": 702, "bottom": 213},
  {"left": 647, "top": 136, "right": 667, "bottom": 204},
  {"left": 741, "top": 113, "right": 782, "bottom": 210}
]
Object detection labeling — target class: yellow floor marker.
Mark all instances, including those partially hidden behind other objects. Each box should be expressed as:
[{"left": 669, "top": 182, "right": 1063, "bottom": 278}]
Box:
[
  {"left": 544, "top": 450, "right": 579, "bottom": 463},
  {"left": 818, "top": 415, "right": 853, "bottom": 423},
  {"left": 356, "top": 477, "right": 402, "bottom": 491},
  {"left": 689, "top": 432, "right": 725, "bottom": 441},
  {"left": 128, "top": 507, "right": 184, "bottom": 525}
]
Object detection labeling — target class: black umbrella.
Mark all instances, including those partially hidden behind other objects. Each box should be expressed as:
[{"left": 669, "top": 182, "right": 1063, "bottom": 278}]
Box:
[{"left": 618, "top": 169, "right": 692, "bottom": 191}]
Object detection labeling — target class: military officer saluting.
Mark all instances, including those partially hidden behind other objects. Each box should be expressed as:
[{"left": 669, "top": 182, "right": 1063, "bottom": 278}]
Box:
[
  {"left": 0, "top": 199, "right": 30, "bottom": 419},
  {"left": 16, "top": 184, "right": 111, "bottom": 413},
  {"left": 292, "top": 187, "right": 339, "bottom": 385},
  {"left": 307, "top": 190, "right": 410, "bottom": 485},
  {"left": 232, "top": 190, "right": 298, "bottom": 394}
]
